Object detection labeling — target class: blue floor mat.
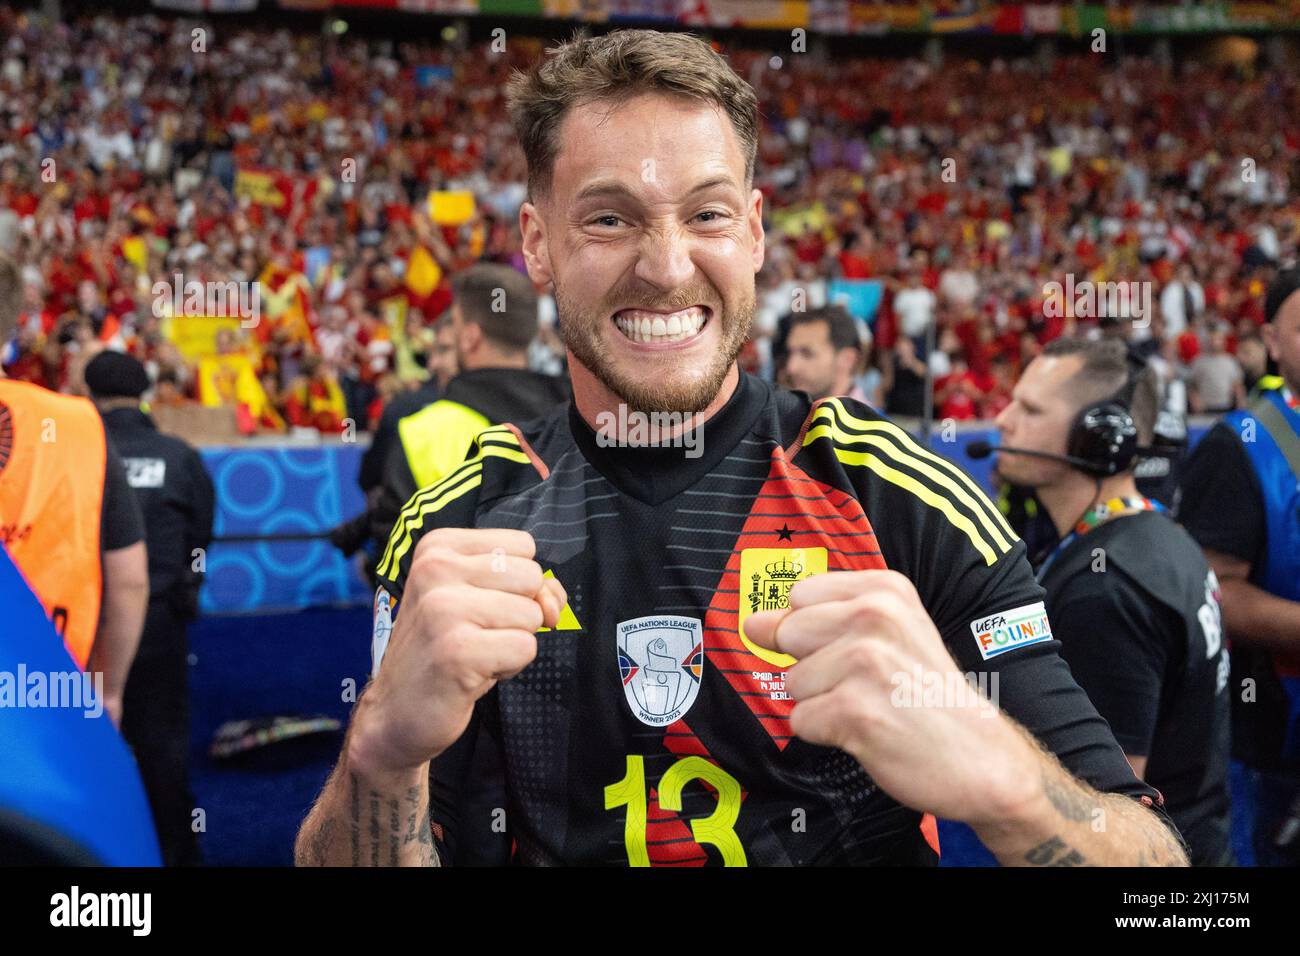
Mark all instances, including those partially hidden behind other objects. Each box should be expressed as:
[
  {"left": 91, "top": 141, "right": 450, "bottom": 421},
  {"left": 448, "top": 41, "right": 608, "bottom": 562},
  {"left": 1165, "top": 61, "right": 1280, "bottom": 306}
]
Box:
[{"left": 189, "top": 608, "right": 370, "bottom": 866}]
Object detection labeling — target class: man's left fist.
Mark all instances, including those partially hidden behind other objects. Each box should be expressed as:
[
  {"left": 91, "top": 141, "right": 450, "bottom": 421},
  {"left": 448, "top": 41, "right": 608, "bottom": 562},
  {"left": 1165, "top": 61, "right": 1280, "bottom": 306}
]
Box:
[{"left": 744, "top": 569, "right": 1037, "bottom": 826}]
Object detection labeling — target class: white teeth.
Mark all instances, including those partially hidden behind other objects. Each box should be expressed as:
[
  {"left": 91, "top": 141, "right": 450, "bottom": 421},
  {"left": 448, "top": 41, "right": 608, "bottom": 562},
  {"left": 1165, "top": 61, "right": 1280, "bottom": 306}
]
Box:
[{"left": 613, "top": 306, "right": 708, "bottom": 344}]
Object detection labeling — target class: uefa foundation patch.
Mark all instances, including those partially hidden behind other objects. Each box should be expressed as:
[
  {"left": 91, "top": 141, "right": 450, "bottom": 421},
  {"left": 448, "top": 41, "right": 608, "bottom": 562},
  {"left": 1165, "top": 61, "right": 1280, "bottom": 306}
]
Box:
[{"left": 970, "top": 602, "right": 1054, "bottom": 660}]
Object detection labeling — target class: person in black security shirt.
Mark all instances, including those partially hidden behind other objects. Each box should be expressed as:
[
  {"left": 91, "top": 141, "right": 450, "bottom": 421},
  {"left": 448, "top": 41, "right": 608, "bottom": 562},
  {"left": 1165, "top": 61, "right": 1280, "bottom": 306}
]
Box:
[
  {"left": 1175, "top": 267, "right": 1300, "bottom": 867},
  {"left": 86, "top": 349, "right": 215, "bottom": 867},
  {"left": 295, "top": 29, "right": 1186, "bottom": 867},
  {"left": 357, "top": 317, "right": 457, "bottom": 496},
  {"left": 369, "top": 262, "right": 569, "bottom": 552},
  {"left": 992, "top": 337, "right": 1232, "bottom": 865},
  {"left": 330, "top": 320, "right": 451, "bottom": 573}
]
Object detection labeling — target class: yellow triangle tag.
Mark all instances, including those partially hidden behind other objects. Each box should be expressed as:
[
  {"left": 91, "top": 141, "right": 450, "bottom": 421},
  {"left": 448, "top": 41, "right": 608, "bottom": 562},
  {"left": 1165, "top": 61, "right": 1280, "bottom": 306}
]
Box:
[{"left": 537, "top": 569, "right": 582, "bottom": 632}]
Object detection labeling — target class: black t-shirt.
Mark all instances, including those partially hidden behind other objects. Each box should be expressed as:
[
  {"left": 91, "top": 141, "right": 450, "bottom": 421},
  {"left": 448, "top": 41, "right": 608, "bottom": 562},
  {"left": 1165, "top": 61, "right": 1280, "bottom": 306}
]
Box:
[
  {"left": 101, "top": 408, "right": 214, "bottom": 597},
  {"left": 1174, "top": 422, "right": 1265, "bottom": 569},
  {"left": 885, "top": 357, "right": 926, "bottom": 418},
  {"left": 102, "top": 437, "right": 145, "bottom": 552},
  {"left": 1040, "top": 511, "right": 1232, "bottom": 866},
  {"left": 374, "top": 372, "right": 1167, "bottom": 865}
]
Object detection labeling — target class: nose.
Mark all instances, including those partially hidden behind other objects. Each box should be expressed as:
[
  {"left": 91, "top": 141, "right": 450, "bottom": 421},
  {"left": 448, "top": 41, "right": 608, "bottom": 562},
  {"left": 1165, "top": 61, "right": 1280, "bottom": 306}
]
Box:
[
  {"left": 633, "top": 224, "right": 696, "bottom": 293},
  {"left": 993, "top": 402, "right": 1014, "bottom": 435}
]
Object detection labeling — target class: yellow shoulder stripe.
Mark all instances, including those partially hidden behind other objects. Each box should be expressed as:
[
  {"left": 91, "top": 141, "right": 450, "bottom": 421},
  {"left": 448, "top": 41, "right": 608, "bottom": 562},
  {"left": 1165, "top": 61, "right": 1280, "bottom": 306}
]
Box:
[
  {"left": 378, "top": 436, "right": 531, "bottom": 580},
  {"left": 804, "top": 413, "right": 1013, "bottom": 557},
  {"left": 379, "top": 467, "right": 486, "bottom": 580},
  {"left": 803, "top": 404, "right": 1013, "bottom": 566},
  {"left": 379, "top": 457, "right": 483, "bottom": 580},
  {"left": 819, "top": 443, "right": 999, "bottom": 566},
  {"left": 822, "top": 399, "right": 1018, "bottom": 542}
]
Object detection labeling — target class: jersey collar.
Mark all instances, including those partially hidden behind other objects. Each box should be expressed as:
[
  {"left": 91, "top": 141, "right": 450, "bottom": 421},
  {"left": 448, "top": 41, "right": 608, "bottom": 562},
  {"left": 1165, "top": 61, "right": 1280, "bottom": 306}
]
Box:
[{"left": 568, "top": 371, "right": 772, "bottom": 506}]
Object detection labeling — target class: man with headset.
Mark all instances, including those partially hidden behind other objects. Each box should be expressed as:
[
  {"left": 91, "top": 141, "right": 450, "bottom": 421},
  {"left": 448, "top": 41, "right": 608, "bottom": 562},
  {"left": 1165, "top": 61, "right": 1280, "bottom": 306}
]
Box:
[{"left": 990, "top": 337, "right": 1233, "bottom": 865}]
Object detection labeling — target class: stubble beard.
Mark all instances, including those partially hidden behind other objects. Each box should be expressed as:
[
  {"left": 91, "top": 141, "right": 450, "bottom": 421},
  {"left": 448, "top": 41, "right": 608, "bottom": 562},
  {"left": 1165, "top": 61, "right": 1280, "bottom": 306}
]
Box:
[{"left": 554, "top": 284, "right": 754, "bottom": 415}]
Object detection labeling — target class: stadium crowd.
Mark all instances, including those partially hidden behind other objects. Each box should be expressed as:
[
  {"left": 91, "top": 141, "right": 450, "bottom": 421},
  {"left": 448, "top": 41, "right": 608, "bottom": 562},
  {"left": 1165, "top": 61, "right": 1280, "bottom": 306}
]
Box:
[{"left": 0, "top": 8, "right": 1297, "bottom": 432}]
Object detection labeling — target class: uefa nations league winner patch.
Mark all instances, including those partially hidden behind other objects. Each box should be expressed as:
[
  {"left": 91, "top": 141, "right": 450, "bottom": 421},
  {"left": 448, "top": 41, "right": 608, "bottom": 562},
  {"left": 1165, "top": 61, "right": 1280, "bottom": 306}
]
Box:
[{"left": 616, "top": 615, "right": 704, "bottom": 727}]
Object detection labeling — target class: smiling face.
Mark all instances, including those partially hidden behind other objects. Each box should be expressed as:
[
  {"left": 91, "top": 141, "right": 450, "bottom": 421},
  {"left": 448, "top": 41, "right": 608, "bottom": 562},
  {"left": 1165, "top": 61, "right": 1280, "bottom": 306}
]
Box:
[{"left": 519, "top": 93, "right": 764, "bottom": 414}]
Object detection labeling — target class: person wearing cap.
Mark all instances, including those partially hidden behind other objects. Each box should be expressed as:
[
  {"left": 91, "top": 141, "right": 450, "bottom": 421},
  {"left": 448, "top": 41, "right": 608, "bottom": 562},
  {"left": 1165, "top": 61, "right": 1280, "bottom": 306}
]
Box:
[
  {"left": 1174, "top": 266, "right": 1300, "bottom": 866},
  {"left": 86, "top": 348, "right": 215, "bottom": 867},
  {"left": 0, "top": 255, "right": 148, "bottom": 729}
]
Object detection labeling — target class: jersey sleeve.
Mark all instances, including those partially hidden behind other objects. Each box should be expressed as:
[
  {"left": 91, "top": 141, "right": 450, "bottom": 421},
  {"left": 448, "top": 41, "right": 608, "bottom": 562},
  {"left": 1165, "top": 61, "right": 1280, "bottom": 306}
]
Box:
[
  {"left": 814, "top": 398, "right": 1162, "bottom": 804},
  {"left": 1174, "top": 422, "right": 1264, "bottom": 567},
  {"left": 373, "top": 453, "right": 486, "bottom": 602},
  {"left": 369, "top": 438, "right": 422, "bottom": 565},
  {"left": 368, "top": 426, "right": 541, "bottom": 862},
  {"left": 1050, "top": 568, "right": 1171, "bottom": 757}
]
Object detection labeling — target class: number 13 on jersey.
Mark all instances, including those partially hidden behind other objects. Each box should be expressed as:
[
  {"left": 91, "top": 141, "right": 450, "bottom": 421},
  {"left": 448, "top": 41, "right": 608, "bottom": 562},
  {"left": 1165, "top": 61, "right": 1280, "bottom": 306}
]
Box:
[{"left": 604, "top": 754, "right": 748, "bottom": 866}]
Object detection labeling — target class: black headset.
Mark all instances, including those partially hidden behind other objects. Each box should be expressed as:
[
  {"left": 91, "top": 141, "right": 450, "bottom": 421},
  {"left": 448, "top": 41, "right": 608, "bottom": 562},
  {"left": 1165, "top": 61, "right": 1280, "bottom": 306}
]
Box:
[{"left": 1063, "top": 351, "right": 1147, "bottom": 478}]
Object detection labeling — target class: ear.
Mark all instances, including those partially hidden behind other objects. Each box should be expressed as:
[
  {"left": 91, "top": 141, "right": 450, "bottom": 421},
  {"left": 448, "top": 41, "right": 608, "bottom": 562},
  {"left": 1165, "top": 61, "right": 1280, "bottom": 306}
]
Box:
[
  {"left": 748, "top": 187, "right": 765, "bottom": 275},
  {"left": 1261, "top": 321, "right": 1280, "bottom": 364},
  {"left": 519, "top": 201, "right": 553, "bottom": 288},
  {"left": 460, "top": 320, "right": 482, "bottom": 357}
]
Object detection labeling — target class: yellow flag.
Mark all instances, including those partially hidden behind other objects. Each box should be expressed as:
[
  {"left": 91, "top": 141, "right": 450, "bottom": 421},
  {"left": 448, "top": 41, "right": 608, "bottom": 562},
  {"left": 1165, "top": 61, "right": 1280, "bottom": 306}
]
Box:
[
  {"left": 428, "top": 190, "right": 475, "bottom": 226},
  {"left": 405, "top": 245, "right": 442, "bottom": 298},
  {"left": 121, "top": 236, "right": 148, "bottom": 272},
  {"left": 198, "top": 353, "right": 267, "bottom": 421}
]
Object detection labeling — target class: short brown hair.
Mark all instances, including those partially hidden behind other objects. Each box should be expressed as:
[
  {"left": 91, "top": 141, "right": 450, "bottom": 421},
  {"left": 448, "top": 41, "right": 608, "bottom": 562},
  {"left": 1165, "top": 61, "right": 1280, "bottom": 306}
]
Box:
[
  {"left": 450, "top": 263, "right": 539, "bottom": 354},
  {"left": 788, "top": 305, "right": 861, "bottom": 354},
  {"left": 506, "top": 29, "right": 760, "bottom": 204},
  {"left": 1040, "top": 336, "right": 1159, "bottom": 445}
]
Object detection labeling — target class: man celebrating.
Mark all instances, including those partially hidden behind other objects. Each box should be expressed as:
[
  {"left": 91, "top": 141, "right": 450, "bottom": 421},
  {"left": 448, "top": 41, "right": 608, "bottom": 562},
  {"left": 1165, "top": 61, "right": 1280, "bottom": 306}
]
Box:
[
  {"left": 297, "top": 30, "right": 1185, "bottom": 866},
  {"left": 993, "top": 338, "right": 1232, "bottom": 865}
]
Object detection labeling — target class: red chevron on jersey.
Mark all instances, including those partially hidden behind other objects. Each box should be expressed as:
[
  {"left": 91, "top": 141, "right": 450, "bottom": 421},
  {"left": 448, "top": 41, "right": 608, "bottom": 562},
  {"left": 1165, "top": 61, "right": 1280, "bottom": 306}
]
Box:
[
  {"left": 701, "top": 445, "right": 888, "bottom": 751},
  {"left": 645, "top": 788, "right": 708, "bottom": 866}
]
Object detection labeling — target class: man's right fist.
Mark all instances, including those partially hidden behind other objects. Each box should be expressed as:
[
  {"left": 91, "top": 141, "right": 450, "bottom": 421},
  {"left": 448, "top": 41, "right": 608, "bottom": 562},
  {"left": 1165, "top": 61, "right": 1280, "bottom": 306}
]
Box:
[{"left": 349, "top": 528, "right": 565, "bottom": 776}]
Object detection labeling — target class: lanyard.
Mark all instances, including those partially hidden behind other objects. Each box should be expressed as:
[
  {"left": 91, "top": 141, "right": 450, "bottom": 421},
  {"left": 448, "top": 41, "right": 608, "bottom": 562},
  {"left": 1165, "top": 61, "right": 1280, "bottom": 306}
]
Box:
[{"left": 1035, "top": 496, "right": 1166, "bottom": 583}]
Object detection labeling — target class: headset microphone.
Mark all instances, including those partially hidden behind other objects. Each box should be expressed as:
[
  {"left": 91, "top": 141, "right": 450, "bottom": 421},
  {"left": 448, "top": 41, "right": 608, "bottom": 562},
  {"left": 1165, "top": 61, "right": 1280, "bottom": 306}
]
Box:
[{"left": 965, "top": 440, "right": 1100, "bottom": 471}]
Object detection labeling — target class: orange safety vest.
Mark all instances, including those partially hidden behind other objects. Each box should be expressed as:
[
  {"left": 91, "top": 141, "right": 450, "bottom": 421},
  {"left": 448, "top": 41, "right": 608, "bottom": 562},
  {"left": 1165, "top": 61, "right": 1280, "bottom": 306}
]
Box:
[{"left": 0, "top": 380, "right": 107, "bottom": 668}]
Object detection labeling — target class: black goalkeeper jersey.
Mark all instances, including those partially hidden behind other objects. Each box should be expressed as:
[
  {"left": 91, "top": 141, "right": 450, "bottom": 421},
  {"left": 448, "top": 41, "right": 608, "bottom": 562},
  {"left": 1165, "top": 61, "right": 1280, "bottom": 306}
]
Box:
[{"left": 372, "top": 372, "right": 1165, "bottom": 866}]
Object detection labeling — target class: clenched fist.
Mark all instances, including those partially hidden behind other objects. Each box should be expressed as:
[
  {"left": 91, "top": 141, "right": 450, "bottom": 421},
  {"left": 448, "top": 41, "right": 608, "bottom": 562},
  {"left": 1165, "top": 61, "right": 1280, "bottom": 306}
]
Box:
[
  {"left": 348, "top": 528, "right": 566, "bottom": 777},
  {"left": 744, "top": 569, "right": 1037, "bottom": 826}
]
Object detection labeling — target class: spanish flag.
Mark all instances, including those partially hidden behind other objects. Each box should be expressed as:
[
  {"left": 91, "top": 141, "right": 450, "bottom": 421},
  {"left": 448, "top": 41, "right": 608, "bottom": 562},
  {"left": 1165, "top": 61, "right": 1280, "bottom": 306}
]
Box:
[{"left": 197, "top": 353, "right": 279, "bottom": 434}]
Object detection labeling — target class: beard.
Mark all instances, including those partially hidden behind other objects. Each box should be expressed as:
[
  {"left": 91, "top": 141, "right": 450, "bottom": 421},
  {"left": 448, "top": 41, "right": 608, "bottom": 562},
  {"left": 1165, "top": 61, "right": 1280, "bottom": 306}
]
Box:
[{"left": 553, "top": 281, "right": 754, "bottom": 415}]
